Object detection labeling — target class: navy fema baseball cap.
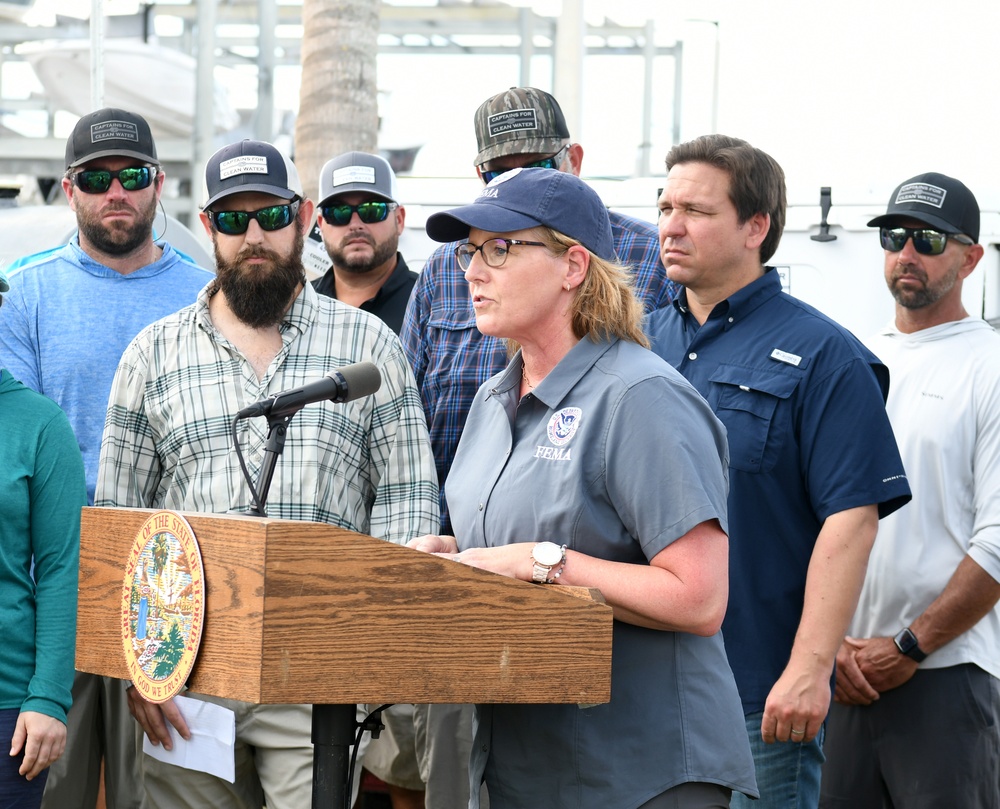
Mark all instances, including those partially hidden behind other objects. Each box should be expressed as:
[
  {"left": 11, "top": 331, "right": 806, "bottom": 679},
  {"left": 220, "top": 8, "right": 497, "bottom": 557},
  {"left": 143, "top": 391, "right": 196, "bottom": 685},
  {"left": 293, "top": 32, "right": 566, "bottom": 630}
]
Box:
[
  {"left": 868, "top": 172, "right": 980, "bottom": 243},
  {"left": 203, "top": 139, "right": 303, "bottom": 210},
  {"left": 425, "top": 167, "right": 615, "bottom": 260}
]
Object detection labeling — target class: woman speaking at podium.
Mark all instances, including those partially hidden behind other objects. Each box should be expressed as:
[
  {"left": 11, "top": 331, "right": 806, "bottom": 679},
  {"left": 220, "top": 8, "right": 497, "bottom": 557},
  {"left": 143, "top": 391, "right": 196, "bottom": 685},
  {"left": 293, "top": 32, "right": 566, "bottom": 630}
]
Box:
[{"left": 409, "top": 168, "right": 757, "bottom": 809}]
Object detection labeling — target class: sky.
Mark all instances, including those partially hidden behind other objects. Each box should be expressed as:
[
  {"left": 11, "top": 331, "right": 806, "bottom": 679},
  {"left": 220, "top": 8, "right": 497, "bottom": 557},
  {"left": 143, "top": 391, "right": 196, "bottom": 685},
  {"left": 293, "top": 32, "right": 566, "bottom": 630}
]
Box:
[{"left": 375, "top": 0, "right": 1000, "bottom": 207}]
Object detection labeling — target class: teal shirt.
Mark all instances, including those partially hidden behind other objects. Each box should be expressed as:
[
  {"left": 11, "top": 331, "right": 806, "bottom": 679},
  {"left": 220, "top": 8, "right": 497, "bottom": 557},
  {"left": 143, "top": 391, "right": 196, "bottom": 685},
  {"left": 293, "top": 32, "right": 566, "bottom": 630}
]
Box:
[{"left": 0, "top": 369, "right": 87, "bottom": 723}]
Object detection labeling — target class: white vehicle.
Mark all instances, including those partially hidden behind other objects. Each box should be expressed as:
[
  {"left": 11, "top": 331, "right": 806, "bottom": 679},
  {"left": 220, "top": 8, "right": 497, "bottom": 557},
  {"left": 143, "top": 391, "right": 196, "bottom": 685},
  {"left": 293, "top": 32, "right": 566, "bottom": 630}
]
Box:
[{"left": 393, "top": 175, "right": 1000, "bottom": 342}]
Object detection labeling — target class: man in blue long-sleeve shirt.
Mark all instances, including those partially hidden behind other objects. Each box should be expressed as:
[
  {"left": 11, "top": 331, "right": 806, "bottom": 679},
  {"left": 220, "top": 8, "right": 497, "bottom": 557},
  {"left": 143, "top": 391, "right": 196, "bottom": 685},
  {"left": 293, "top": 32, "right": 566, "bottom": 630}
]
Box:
[{"left": 0, "top": 107, "right": 212, "bottom": 809}]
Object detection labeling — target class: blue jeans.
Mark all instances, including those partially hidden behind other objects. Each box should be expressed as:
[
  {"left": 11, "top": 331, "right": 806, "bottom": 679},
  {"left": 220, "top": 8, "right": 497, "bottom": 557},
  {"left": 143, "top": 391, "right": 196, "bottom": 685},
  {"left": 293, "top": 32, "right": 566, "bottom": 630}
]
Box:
[
  {"left": 730, "top": 712, "right": 825, "bottom": 809},
  {"left": 0, "top": 708, "right": 49, "bottom": 809}
]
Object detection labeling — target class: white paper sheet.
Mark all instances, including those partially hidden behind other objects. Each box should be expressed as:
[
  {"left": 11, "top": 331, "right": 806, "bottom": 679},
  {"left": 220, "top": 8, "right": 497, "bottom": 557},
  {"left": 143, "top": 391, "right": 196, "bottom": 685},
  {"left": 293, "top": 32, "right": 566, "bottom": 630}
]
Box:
[{"left": 142, "top": 694, "right": 237, "bottom": 783}]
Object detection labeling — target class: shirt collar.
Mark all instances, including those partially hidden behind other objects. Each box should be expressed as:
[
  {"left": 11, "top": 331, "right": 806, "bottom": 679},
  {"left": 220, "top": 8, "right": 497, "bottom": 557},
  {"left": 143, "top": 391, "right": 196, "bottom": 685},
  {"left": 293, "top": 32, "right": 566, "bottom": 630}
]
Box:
[
  {"left": 321, "top": 253, "right": 410, "bottom": 304},
  {"left": 673, "top": 266, "right": 782, "bottom": 324},
  {"left": 68, "top": 235, "right": 174, "bottom": 280},
  {"left": 515, "top": 336, "right": 618, "bottom": 409}
]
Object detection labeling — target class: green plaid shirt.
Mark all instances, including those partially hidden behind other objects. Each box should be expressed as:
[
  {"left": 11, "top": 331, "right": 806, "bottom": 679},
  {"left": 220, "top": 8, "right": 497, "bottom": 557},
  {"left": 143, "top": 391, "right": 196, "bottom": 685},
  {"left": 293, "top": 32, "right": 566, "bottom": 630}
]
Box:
[{"left": 97, "top": 281, "right": 439, "bottom": 543}]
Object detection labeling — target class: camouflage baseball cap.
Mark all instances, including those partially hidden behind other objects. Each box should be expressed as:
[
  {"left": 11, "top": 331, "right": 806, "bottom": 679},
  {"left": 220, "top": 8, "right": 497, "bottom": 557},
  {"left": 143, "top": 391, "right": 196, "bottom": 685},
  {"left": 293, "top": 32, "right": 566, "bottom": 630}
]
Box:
[{"left": 474, "top": 87, "right": 570, "bottom": 165}]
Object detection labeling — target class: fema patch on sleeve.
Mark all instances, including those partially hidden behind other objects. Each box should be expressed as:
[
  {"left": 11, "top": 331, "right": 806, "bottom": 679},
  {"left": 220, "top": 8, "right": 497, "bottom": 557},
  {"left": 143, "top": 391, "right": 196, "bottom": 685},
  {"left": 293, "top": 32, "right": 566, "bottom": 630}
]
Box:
[
  {"left": 547, "top": 407, "right": 582, "bottom": 446},
  {"left": 895, "top": 182, "right": 947, "bottom": 209}
]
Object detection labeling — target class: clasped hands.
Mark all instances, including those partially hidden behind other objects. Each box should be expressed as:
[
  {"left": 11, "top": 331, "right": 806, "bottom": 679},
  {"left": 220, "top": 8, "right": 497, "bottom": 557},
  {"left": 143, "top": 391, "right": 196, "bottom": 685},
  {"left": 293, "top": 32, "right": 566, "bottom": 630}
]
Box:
[{"left": 833, "top": 636, "right": 919, "bottom": 706}]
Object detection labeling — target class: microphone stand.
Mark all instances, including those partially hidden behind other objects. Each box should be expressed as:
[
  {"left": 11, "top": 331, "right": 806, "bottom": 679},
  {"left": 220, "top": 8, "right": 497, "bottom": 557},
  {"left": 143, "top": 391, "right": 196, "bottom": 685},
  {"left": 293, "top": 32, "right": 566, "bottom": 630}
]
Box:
[
  {"left": 244, "top": 408, "right": 364, "bottom": 809},
  {"left": 247, "top": 413, "right": 291, "bottom": 518}
]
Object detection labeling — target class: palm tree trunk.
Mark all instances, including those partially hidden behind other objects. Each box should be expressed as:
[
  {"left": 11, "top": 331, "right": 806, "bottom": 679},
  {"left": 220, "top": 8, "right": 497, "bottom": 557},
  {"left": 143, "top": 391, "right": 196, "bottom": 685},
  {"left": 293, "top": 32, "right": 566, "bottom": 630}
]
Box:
[{"left": 295, "top": 0, "right": 381, "bottom": 202}]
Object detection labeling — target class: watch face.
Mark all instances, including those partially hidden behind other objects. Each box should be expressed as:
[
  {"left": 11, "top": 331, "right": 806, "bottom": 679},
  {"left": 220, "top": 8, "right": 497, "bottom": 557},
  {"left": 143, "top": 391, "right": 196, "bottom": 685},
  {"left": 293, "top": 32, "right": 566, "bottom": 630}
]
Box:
[
  {"left": 533, "top": 542, "right": 563, "bottom": 566},
  {"left": 895, "top": 628, "right": 918, "bottom": 654}
]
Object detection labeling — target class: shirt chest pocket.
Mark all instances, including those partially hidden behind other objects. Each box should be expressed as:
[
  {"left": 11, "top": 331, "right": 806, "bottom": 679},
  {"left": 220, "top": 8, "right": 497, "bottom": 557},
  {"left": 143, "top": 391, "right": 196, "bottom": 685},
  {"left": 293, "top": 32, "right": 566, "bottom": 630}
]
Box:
[
  {"left": 710, "top": 364, "right": 800, "bottom": 474},
  {"left": 426, "top": 306, "right": 506, "bottom": 390},
  {"left": 428, "top": 305, "right": 476, "bottom": 333}
]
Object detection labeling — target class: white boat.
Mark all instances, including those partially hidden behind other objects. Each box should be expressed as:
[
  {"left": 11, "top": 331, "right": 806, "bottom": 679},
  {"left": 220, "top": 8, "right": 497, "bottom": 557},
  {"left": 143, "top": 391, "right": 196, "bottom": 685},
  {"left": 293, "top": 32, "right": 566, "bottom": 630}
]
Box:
[{"left": 16, "top": 39, "right": 240, "bottom": 138}]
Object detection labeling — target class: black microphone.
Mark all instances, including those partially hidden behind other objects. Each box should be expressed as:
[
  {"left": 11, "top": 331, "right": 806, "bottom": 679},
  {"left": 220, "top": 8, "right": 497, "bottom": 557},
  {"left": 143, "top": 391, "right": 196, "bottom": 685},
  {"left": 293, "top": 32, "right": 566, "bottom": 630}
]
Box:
[{"left": 236, "top": 362, "right": 382, "bottom": 419}]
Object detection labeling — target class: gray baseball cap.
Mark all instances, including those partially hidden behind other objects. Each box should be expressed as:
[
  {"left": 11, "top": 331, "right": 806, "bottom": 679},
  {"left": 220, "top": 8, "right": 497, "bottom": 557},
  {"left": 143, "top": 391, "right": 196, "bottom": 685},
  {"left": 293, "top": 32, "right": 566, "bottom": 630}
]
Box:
[
  {"left": 317, "top": 152, "right": 398, "bottom": 207},
  {"left": 474, "top": 87, "right": 570, "bottom": 165},
  {"left": 203, "top": 139, "right": 303, "bottom": 210}
]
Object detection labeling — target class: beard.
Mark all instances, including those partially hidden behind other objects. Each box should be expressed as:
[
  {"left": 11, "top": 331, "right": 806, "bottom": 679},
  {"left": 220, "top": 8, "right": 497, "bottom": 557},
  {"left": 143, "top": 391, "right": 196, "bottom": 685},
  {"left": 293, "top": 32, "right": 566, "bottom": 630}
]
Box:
[
  {"left": 888, "top": 260, "right": 960, "bottom": 309},
  {"left": 213, "top": 226, "right": 306, "bottom": 328},
  {"left": 325, "top": 230, "right": 398, "bottom": 275},
  {"left": 76, "top": 194, "right": 158, "bottom": 255}
]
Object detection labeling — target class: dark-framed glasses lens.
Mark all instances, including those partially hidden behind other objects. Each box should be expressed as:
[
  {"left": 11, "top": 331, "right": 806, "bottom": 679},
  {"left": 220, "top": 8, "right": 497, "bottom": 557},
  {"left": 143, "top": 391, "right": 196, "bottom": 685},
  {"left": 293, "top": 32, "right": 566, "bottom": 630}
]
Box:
[
  {"left": 480, "top": 239, "right": 510, "bottom": 266},
  {"left": 455, "top": 242, "right": 477, "bottom": 270}
]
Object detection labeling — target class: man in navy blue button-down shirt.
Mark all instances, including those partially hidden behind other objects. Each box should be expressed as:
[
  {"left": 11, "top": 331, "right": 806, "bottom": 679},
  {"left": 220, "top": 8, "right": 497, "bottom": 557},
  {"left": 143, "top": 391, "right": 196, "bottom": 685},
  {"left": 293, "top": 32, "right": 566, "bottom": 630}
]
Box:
[{"left": 647, "top": 134, "right": 911, "bottom": 809}]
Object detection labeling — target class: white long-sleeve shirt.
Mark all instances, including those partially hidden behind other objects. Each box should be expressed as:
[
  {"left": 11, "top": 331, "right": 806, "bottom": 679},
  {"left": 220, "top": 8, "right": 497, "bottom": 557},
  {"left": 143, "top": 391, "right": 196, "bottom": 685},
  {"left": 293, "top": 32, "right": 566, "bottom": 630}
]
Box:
[{"left": 852, "top": 317, "right": 1000, "bottom": 679}]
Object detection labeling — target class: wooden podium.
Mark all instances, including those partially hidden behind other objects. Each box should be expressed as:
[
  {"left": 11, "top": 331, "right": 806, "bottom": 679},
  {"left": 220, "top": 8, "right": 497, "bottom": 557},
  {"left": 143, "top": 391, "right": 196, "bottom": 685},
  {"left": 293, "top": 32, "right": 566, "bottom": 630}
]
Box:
[{"left": 77, "top": 507, "right": 613, "bottom": 807}]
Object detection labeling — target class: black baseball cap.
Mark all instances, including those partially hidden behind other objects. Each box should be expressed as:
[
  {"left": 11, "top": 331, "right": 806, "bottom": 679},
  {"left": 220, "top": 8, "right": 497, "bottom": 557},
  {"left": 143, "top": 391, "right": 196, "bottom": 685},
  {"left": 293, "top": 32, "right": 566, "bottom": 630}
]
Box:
[
  {"left": 868, "top": 172, "right": 980, "bottom": 243},
  {"left": 65, "top": 108, "right": 158, "bottom": 169}
]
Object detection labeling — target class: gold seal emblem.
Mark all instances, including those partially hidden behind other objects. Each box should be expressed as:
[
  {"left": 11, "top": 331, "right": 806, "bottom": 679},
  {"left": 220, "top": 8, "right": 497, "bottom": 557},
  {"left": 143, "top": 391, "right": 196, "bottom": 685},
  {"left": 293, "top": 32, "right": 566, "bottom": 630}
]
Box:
[{"left": 120, "top": 511, "right": 205, "bottom": 703}]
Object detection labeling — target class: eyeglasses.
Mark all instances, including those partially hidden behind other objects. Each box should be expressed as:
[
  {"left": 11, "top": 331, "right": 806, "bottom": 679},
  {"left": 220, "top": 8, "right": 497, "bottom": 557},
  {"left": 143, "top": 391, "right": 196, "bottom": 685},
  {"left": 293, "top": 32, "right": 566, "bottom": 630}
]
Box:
[
  {"left": 209, "top": 201, "right": 300, "bottom": 236},
  {"left": 480, "top": 145, "right": 570, "bottom": 185},
  {"left": 879, "top": 226, "right": 974, "bottom": 256},
  {"left": 72, "top": 166, "right": 157, "bottom": 194},
  {"left": 455, "top": 238, "right": 547, "bottom": 270},
  {"left": 320, "top": 201, "right": 398, "bottom": 226}
]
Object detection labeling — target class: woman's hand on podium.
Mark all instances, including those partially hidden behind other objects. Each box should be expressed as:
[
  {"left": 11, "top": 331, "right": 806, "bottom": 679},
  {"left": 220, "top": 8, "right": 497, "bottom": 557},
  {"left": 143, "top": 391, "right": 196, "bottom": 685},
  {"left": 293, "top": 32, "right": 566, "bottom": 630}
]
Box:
[{"left": 406, "top": 534, "right": 459, "bottom": 554}]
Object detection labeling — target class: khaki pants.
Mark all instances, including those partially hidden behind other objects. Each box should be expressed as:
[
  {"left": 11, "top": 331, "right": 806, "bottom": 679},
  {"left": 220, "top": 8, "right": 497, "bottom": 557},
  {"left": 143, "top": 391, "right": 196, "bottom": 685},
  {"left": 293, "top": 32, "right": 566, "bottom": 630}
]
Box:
[
  {"left": 41, "top": 672, "right": 147, "bottom": 809},
  {"left": 142, "top": 697, "right": 368, "bottom": 809},
  {"left": 365, "top": 702, "right": 487, "bottom": 809}
]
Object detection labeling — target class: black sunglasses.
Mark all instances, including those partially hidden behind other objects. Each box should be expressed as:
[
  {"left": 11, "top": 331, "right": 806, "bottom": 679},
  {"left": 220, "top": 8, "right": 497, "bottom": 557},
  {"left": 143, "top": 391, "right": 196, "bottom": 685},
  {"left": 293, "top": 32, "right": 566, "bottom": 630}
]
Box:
[
  {"left": 480, "top": 145, "right": 570, "bottom": 185},
  {"left": 320, "top": 200, "right": 398, "bottom": 226},
  {"left": 208, "top": 201, "right": 300, "bottom": 236},
  {"left": 73, "top": 166, "right": 157, "bottom": 194},
  {"left": 879, "top": 226, "right": 974, "bottom": 256}
]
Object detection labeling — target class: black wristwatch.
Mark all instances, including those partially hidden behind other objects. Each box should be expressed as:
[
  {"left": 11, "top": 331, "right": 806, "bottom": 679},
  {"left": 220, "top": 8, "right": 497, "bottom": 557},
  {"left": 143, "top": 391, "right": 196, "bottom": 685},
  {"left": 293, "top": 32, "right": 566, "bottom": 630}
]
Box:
[{"left": 893, "top": 627, "right": 927, "bottom": 662}]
